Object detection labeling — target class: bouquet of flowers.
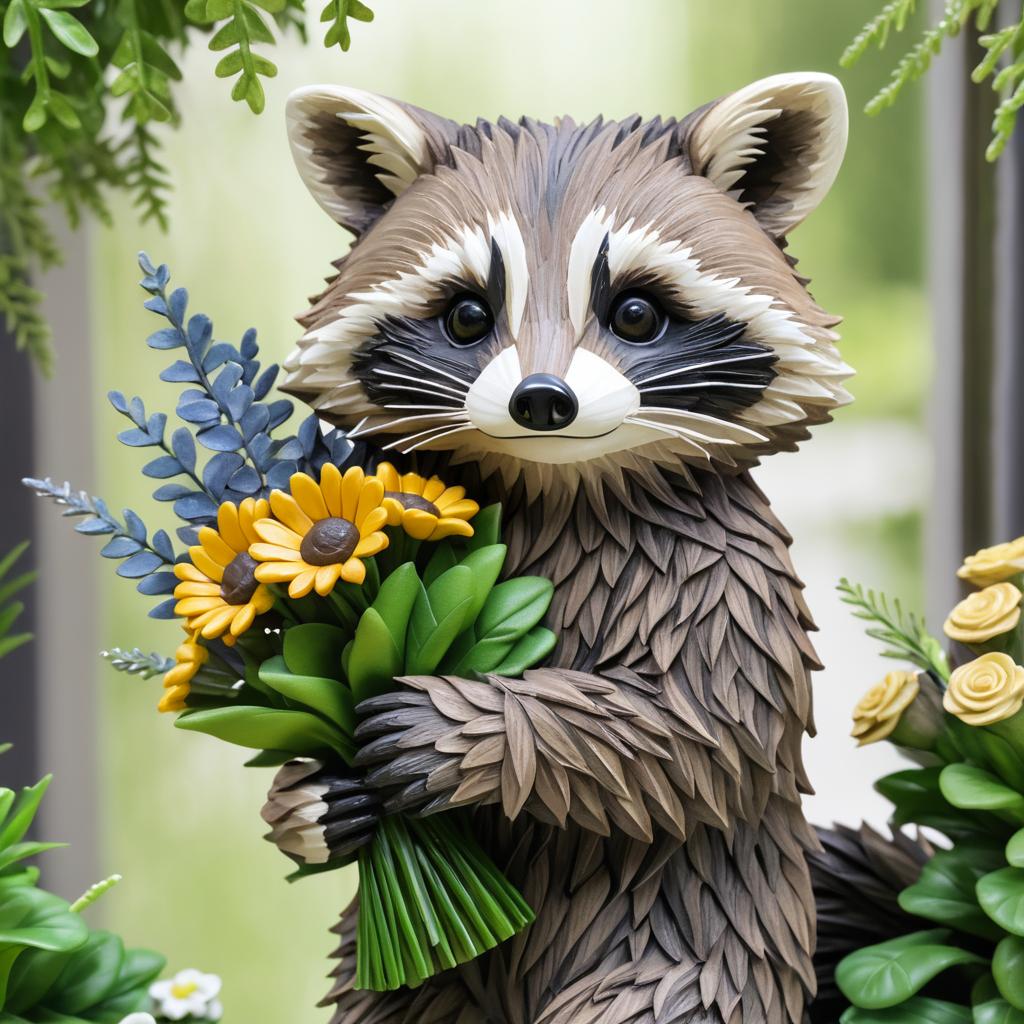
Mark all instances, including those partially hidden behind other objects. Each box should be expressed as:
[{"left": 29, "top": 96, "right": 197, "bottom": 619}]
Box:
[
  {"left": 832, "top": 539, "right": 1024, "bottom": 1022},
  {"left": 27, "top": 256, "right": 553, "bottom": 992}
]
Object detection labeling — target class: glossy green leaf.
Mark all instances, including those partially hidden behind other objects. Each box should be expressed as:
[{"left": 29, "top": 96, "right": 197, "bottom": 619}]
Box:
[
  {"left": 836, "top": 929, "right": 984, "bottom": 1009},
  {"left": 491, "top": 627, "right": 556, "bottom": 676},
  {"left": 0, "top": 777, "right": 51, "bottom": 854},
  {"left": 941, "top": 764, "right": 1024, "bottom": 814},
  {"left": 406, "top": 567, "right": 473, "bottom": 676},
  {"left": 993, "top": 936, "right": 1024, "bottom": 1010},
  {"left": 1006, "top": 829, "right": 1024, "bottom": 867},
  {"left": 371, "top": 562, "right": 421, "bottom": 648},
  {"left": 348, "top": 609, "right": 403, "bottom": 705},
  {"left": 465, "top": 504, "right": 501, "bottom": 551},
  {"left": 282, "top": 622, "right": 348, "bottom": 679},
  {"left": 46, "top": 931, "right": 124, "bottom": 1013},
  {"left": 978, "top": 868, "right": 1024, "bottom": 935},
  {"left": 421, "top": 543, "right": 458, "bottom": 588},
  {"left": 475, "top": 577, "right": 553, "bottom": 642},
  {"left": 456, "top": 545, "right": 507, "bottom": 625},
  {"left": 258, "top": 656, "right": 355, "bottom": 733},
  {"left": 2, "top": 0, "right": 27, "bottom": 47},
  {"left": 38, "top": 9, "right": 98, "bottom": 56},
  {"left": 841, "top": 998, "right": 972, "bottom": 1023},
  {"left": 898, "top": 845, "right": 1004, "bottom": 939},
  {"left": 974, "top": 999, "right": 1024, "bottom": 1024},
  {"left": 0, "top": 842, "right": 66, "bottom": 875},
  {"left": 176, "top": 705, "right": 347, "bottom": 758},
  {"left": 243, "top": 749, "right": 293, "bottom": 768}
]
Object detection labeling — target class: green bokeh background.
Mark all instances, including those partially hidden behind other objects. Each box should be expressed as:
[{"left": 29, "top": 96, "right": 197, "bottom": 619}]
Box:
[{"left": 86, "top": 1, "right": 928, "bottom": 1018}]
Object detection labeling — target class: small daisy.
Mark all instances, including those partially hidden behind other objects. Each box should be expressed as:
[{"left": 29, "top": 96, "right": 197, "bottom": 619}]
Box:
[
  {"left": 374, "top": 462, "right": 479, "bottom": 541},
  {"left": 173, "top": 498, "right": 275, "bottom": 642},
  {"left": 251, "top": 465, "right": 389, "bottom": 597},
  {"left": 117, "top": 1014, "right": 156, "bottom": 1024},
  {"left": 149, "top": 969, "right": 223, "bottom": 1022},
  {"left": 159, "top": 631, "right": 208, "bottom": 713}
]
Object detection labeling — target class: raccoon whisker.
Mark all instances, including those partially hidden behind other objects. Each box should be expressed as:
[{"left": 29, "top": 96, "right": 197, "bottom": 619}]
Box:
[
  {"left": 371, "top": 368, "right": 469, "bottom": 401},
  {"left": 624, "top": 416, "right": 712, "bottom": 460},
  {"left": 388, "top": 350, "right": 476, "bottom": 389},
  {"left": 638, "top": 380, "right": 767, "bottom": 394},
  {"left": 355, "top": 411, "right": 467, "bottom": 437},
  {"left": 383, "top": 421, "right": 475, "bottom": 453},
  {"left": 633, "top": 352, "right": 770, "bottom": 387},
  {"left": 637, "top": 406, "right": 769, "bottom": 444}
]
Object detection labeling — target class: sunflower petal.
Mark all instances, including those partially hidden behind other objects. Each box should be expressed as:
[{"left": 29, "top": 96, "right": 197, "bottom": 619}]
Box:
[
  {"left": 216, "top": 503, "right": 247, "bottom": 552},
  {"left": 252, "top": 585, "right": 275, "bottom": 613},
  {"left": 173, "top": 581, "right": 221, "bottom": 599},
  {"left": 353, "top": 532, "right": 388, "bottom": 558},
  {"left": 230, "top": 603, "right": 257, "bottom": 636},
  {"left": 340, "top": 466, "right": 365, "bottom": 521},
  {"left": 381, "top": 497, "right": 405, "bottom": 527},
  {"left": 437, "top": 498, "right": 479, "bottom": 520},
  {"left": 254, "top": 561, "right": 305, "bottom": 584},
  {"left": 361, "top": 506, "right": 389, "bottom": 536},
  {"left": 175, "top": 562, "right": 211, "bottom": 583},
  {"left": 270, "top": 490, "right": 313, "bottom": 536},
  {"left": 375, "top": 462, "right": 401, "bottom": 491},
  {"left": 429, "top": 518, "right": 476, "bottom": 541},
  {"left": 253, "top": 519, "right": 303, "bottom": 550},
  {"left": 250, "top": 542, "right": 303, "bottom": 563},
  {"left": 340, "top": 558, "right": 366, "bottom": 585},
  {"left": 314, "top": 564, "right": 342, "bottom": 596},
  {"left": 403, "top": 508, "right": 440, "bottom": 541},
  {"left": 401, "top": 471, "right": 426, "bottom": 495},
  {"left": 320, "top": 463, "right": 343, "bottom": 518},
  {"left": 355, "top": 477, "right": 385, "bottom": 525},
  {"left": 423, "top": 478, "right": 450, "bottom": 503},
  {"left": 189, "top": 547, "right": 226, "bottom": 582},
  {"left": 291, "top": 472, "right": 330, "bottom": 522},
  {"left": 288, "top": 569, "right": 318, "bottom": 599},
  {"left": 200, "top": 605, "right": 237, "bottom": 638}
]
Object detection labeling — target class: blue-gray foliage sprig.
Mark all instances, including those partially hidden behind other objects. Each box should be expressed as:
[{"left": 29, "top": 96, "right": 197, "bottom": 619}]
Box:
[{"left": 25, "top": 253, "right": 353, "bottom": 618}]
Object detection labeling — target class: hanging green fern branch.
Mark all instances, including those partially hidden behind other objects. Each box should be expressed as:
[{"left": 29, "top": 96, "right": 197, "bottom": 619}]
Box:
[
  {"left": 837, "top": 577, "right": 951, "bottom": 681},
  {"left": 321, "top": 0, "right": 373, "bottom": 50},
  {"left": 842, "top": 0, "right": 1024, "bottom": 160}
]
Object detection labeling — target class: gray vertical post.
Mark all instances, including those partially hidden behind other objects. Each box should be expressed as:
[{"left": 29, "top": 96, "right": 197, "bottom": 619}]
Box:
[
  {"left": 925, "top": 13, "right": 999, "bottom": 628},
  {"left": 30, "top": 219, "right": 99, "bottom": 900}
]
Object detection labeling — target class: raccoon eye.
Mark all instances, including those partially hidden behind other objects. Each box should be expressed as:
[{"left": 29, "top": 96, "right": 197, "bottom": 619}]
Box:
[
  {"left": 609, "top": 292, "right": 666, "bottom": 344},
  {"left": 444, "top": 295, "right": 494, "bottom": 347}
]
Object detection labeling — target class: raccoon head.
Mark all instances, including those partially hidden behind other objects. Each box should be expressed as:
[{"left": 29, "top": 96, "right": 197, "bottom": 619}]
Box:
[{"left": 282, "top": 74, "right": 851, "bottom": 484}]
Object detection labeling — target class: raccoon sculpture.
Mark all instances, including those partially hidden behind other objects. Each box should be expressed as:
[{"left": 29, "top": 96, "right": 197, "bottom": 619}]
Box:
[{"left": 269, "top": 73, "right": 852, "bottom": 1024}]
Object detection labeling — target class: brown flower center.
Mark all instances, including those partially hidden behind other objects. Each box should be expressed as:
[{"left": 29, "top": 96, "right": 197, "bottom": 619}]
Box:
[
  {"left": 220, "top": 552, "right": 260, "bottom": 605},
  {"left": 385, "top": 491, "right": 440, "bottom": 517},
  {"left": 300, "top": 517, "right": 359, "bottom": 567}
]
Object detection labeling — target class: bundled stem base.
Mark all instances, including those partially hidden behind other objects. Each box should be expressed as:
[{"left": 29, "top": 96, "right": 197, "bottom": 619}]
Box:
[{"left": 356, "top": 813, "right": 534, "bottom": 991}]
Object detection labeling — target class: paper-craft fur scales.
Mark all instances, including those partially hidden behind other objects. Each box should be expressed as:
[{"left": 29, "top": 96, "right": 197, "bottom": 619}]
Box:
[{"left": 268, "top": 74, "right": 854, "bottom": 1024}]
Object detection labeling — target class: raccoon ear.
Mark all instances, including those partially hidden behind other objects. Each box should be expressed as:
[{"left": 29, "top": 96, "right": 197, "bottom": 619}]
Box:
[
  {"left": 687, "top": 72, "right": 848, "bottom": 238},
  {"left": 286, "top": 85, "right": 460, "bottom": 236}
]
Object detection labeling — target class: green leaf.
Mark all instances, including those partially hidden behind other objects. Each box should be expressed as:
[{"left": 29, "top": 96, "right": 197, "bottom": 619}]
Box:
[
  {"left": 898, "top": 845, "right": 1005, "bottom": 939},
  {"left": 491, "top": 627, "right": 556, "bottom": 676},
  {"left": 46, "top": 931, "right": 124, "bottom": 1013},
  {"left": 38, "top": 8, "right": 98, "bottom": 56},
  {"left": 1007, "top": 829, "right": 1024, "bottom": 867},
  {"left": 456, "top": 545, "right": 507, "bottom": 626},
  {"left": 422, "top": 543, "right": 458, "bottom": 588},
  {"left": 176, "top": 706, "right": 347, "bottom": 758},
  {"left": 372, "top": 562, "right": 422, "bottom": 650},
  {"left": 0, "top": 777, "right": 52, "bottom": 851},
  {"left": 940, "top": 764, "right": 1024, "bottom": 815},
  {"left": 2, "top": 0, "right": 27, "bottom": 47},
  {"left": 406, "top": 567, "right": 473, "bottom": 676},
  {"left": 214, "top": 50, "right": 244, "bottom": 78},
  {"left": 45, "top": 93, "right": 80, "bottom": 131},
  {"left": 876, "top": 767, "right": 980, "bottom": 833},
  {"left": 841, "top": 998, "right": 973, "bottom": 1023},
  {"left": 348, "top": 609, "right": 403, "bottom": 705},
  {"left": 282, "top": 622, "right": 348, "bottom": 679},
  {"left": 0, "top": 842, "right": 66, "bottom": 875},
  {"left": 23, "top": 97, "right": 48, "bottom": 133},
  {"left": 978, "top": 868, "right": 1024, "bottom": 935},
  {"left": 836, "top": 929, "right": 984, "bottom": 1009},
  {"left": 974, "top": 999, "right": 1024, "bottom": 1024},
  {"left": 258, "top": 656, "right": 355, "bottom": 735},
  {"left": 465, "top": 504, "right": 501, "bottom": 552},
  {"left": 993, "top": 936, "right": 1024, "bottom": 1011},
  {"left": 475, "top": 577, "right": 553, "bottom": 642}
]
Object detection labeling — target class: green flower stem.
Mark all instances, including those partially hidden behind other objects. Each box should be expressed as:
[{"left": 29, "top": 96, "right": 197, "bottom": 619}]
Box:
[
  {"left": 24, "top": 5, "right": 52, "bottom": 114},
  {"left": 69, "top": 873, "right": 122, "bottom": 912}
]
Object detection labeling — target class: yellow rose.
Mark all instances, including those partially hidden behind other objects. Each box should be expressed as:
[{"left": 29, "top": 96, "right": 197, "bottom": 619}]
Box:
[
  {"left": 958, "top": 538, "right": 1024, "bottom": 587},
  {"left": 943, "top": 652, "right": 1024, "bottom": 726},
  {"left": 852, "top": 670, "right": 921, "bottom": 745},
  {"left": 943, "top": 582, "right": 1023, "bottom": 644}
]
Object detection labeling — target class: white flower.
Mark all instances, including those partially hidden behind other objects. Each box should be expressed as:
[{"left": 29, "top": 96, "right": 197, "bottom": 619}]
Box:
[
  {"left": 118, "top": 1015, "right": 157, "bottom": 1024},
  {"left": 149, "top": 969, "right": 223, "bottom": 1021}
]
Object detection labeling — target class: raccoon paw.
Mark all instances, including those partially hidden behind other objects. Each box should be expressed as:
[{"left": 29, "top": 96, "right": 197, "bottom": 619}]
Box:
[{"left": 261, "top": 758, "right": 381, "bottom": 867}]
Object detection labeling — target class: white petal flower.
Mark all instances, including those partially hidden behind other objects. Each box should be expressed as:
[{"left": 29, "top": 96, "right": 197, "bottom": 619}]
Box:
[
  {"left": 149, "top": 968, "right": 223, "bottom": 1021},
  {"left": 118, "top": 1015, "right": 157, "bottom": 1024}
]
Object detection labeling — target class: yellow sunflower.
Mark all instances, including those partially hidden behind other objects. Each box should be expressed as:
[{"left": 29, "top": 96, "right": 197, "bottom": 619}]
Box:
[
  {"left": 173, "top": 498, "right": 275, "bottom": 641},
  {"left": 250, "top": 465, "right": 389, "bottom": 598},
  {"left": 159, "top": 631, "right": 208, "bottom": 713},
  {"left": 374, "top": 462, "right": 479, "bottom": 542}
]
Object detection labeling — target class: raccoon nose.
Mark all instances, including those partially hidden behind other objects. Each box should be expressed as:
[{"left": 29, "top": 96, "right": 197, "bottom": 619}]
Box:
[{"left": 508, "top": 374, "right": 578, "bottom": 431}]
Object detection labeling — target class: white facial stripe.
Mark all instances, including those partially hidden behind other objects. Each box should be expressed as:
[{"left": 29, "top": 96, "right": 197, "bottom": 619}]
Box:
[
  {"left": 283, "top": 212, "right": 530, "bottom": 410},
  {"left": 567, "top": 207, "right": 612, "bottom": 339}
]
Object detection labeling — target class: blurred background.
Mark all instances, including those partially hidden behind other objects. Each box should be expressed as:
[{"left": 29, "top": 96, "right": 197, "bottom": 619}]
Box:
[{"left": 2, "top": 0, "right": 1012, "bottom": 1018}]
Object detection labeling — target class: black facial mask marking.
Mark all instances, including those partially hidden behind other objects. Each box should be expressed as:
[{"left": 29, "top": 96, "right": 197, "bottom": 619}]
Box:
[{"left": 617, "top": 313, "right": 778, "bottom": 419}]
